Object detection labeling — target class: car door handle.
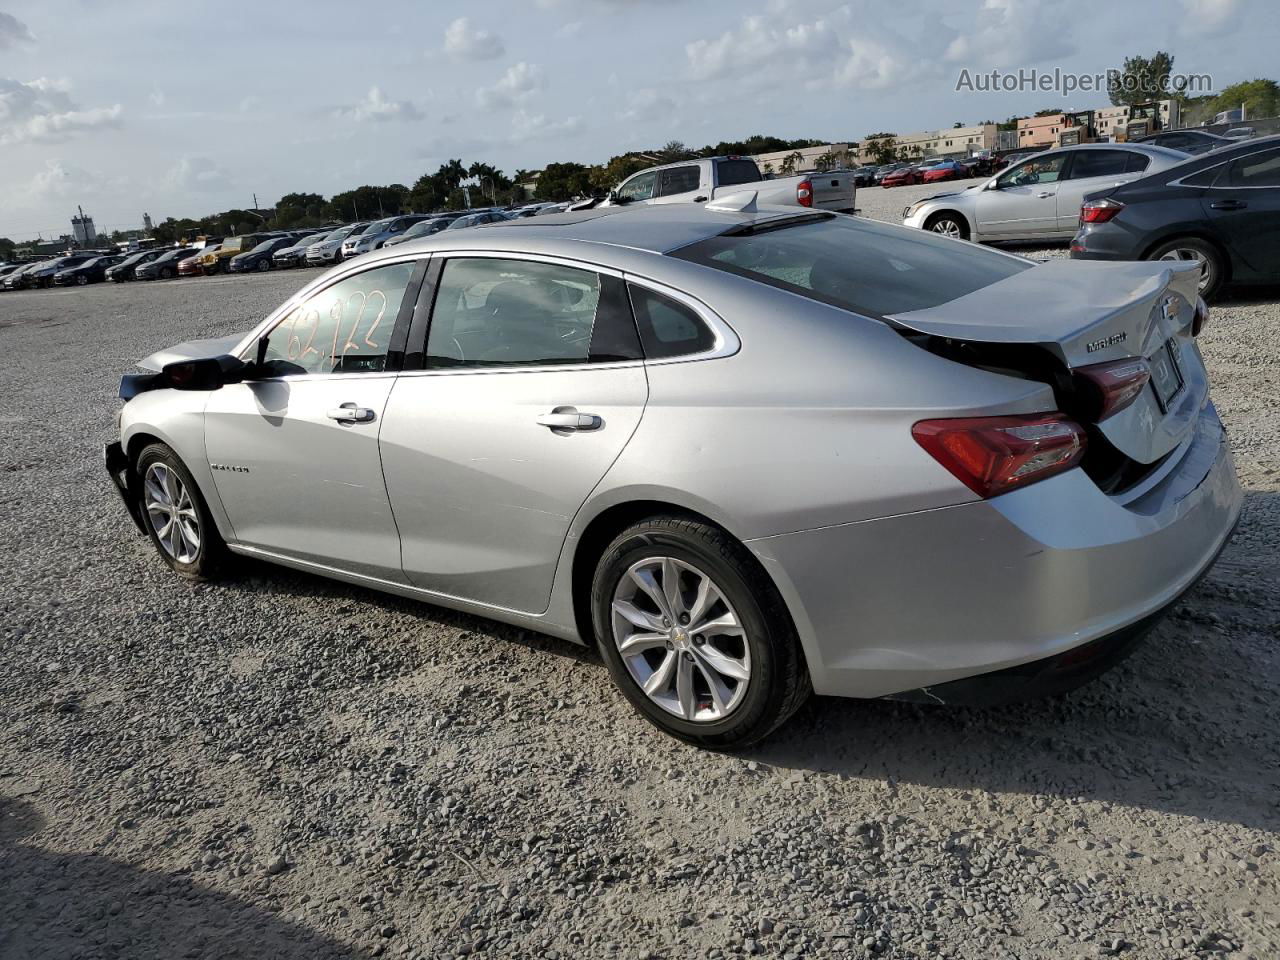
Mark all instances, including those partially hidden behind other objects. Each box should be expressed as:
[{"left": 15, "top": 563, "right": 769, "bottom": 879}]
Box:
[
  {"left": 1037, "top": 191, "right": 1055, "bottom": 199},
  {"left": 1209, "top": 199, "right": 1247, "bottom": 210},
  {"left": 536, "top": 411, "right": 601, "bottom": 431},
  {"left": 326, "top": 404, "right": 376, "bottom": 423},
  {"left": 693, "top": 196, "right": 708, "bottom": 203}
]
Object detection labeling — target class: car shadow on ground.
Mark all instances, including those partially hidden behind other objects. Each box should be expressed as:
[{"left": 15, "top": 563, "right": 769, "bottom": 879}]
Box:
[{"left": 0, "top": 796, "right": 371, "bottom": 960}]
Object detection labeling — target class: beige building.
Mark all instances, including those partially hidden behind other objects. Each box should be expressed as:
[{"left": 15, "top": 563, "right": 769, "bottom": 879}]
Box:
[
  {"left": 856, "top": 124, "right": 996, "bottom": 163},
  {"left": 751, "top": 142, "right": 856, "bottom": 173},
  {"left": 1092, "top": 99, "right": 1181, "bottom": 138},
  {"left": 1016, "top": 114, "right": 1065, "bottom": 149}
]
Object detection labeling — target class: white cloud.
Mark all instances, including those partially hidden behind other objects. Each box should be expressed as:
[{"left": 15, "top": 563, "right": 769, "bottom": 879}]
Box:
[
  {"left": 1180, "top": 0, "right": 1236, "bottom": 33},
  {"left": 0, "top": 77, "right": 123, "bottom": 145},
  {"left": 443, "top": 17, "right": 504, "bottom": 60},
  {"left": 24, "top": 159, "right": 94, "bottom": 200},
  {"left": 239, "top": 94, "right": 261, "bottom": 113},
  {"left": 943, "top": 0, "right": 1073, "bottom": 68},
  {"left": 334, "top": 87, "right": 422, "bottom": 123},
  {"left": 621, "top": 88, "right": 676, "bottom": 122},
  {"left": 0, "top": 11, "right": 34, "bottom": 49},
  {"left": 149, "top": 89, "right": 166, "bottom": 108},
  {"left": 511, "top": 109, "right": 583, "bottom": 140},
  {"left": 476, "top": 62, "right": 545, "bottom": 109},
  {"left": 684, "top": 8, "right": 911, "bottom": 91},
  {"left": 167, "top": 156, "right": 233, "bottom": 194}
]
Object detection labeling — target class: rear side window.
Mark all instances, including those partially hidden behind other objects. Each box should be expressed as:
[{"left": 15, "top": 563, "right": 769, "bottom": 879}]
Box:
[
  {"left": 1067, "top": 150, "right": 1133, "bottom": 179},
  {"left": 1227, "top": 147, "right": 1280, "bottom": 187},
  {"left": 671, "top": 215, "right": 1031, "bottom": 318},
  {"left": 1125, "top": 152, "right": 1151, "bottom": 173},
  {"left": 1181, "top": 163, "right": 1225, "bottom": 187},
  {"left": 717, "top": 159, "right": 763, "bottom": 186},
  {"left": 657, "top": 165, "right": 701, "bottom": 197},
  {"left": 628, "top": 285, "right": 716, "bottom": 359}
]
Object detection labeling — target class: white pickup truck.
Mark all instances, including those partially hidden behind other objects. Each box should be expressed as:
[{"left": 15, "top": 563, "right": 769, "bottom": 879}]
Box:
[{"left": 603, "top": 156, "right": 857, "bottom": 212}]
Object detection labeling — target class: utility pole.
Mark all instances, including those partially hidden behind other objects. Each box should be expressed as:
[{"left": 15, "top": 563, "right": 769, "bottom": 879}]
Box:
[
  {"left": 378, "top": 194, "right": 385, "bottom": 218},
  {"left": 253, "top": 193, "right": 259, "bottom": 211}
]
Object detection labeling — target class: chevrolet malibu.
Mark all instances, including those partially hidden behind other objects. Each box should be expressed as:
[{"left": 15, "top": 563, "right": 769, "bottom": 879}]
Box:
[{"left": 106, "top": 201, "right": 1241, "bottom": 747}]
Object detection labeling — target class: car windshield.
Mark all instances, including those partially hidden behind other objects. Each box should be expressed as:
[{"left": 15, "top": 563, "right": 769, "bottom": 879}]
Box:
[
  {"left": 671, "top": 214, "right": 1031, "bottom": 318},
  {"left": 362, "top": 219, "right": 395, "bottom": 235},
  {"left": 404, "top": 220, "right": 439, "bottom": 237},
  {"left": 222, "top": 238, "right": 245, "bottom": 253},
  {"left": 122, "top": 253, "right": 148, "bottom": 265},
  {"left": 326, "top": 226, "right": 357, "bottom": 241},
  {"left": 249, "top": 240, "right": 277, "bottom": 253},
  {"left": 297, "top": 233, "right": 327, "bottom": 246},
  {"left": 445, "top": 217, "right": 475, "bottom": 230}
]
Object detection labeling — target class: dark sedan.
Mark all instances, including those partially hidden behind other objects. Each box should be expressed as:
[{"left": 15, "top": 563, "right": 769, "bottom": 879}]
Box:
[
  {"left": 136, "top": 248, "right": 197, "bottom": 281},
  {"left": 1071, "top": 136, "right": 1280, "bottom": 299},
  {"left": 53, "top": 254, "right": 126, "bottom": 286},
  {"left": 228, "top": 236, "right": 298, "bottom": 273},
  {"left": 107, "top": 250, "right": 164, "bottom": 282}
]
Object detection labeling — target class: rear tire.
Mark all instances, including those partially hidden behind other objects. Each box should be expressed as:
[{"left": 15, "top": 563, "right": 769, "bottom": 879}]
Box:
[
  {"left": 591, "top": 515, "right": 810, "bottom": 749},
  {"left": 135, "top": 443, "right": 228, "bottom": 582},
  {"left": 1147, "top": 237, "right": 1225, "bottom": 300}
]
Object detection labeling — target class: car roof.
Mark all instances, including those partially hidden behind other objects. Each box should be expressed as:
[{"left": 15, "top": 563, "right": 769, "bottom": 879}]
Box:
[{"left": 363, "top": 202, "right": 834, "bottom": 261}]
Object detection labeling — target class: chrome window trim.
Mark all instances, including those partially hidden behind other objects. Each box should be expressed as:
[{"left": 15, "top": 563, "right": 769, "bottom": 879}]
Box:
[
  {"left": 1167, "top": 145, "right": 1280, "bottom": 190},
  {"left": 622, "top": 273, "right": 741, "bottom": 365}
]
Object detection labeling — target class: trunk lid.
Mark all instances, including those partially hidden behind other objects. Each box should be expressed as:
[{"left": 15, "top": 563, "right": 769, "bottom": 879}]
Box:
[{"left": 888, "top": 258, "right": 1206, "bottom": 465}]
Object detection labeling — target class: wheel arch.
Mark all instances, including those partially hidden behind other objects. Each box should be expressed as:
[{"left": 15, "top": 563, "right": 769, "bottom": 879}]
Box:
[
  {"left": 122, "top": 423, "right": 236, "bottom": 543},
  {"left": 1138, "top": 229, "right": 1232, "bottom": 283},
  {"left": 922, "top": 208, "right": 973, "bottom": 239}
]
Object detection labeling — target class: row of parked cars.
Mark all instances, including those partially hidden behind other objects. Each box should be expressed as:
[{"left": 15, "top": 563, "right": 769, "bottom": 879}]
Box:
[
  {"left": 899, "top": 135, "right": 1280, "bottom": 299},
  {"left": 0, "top": 201, "right": 576, "bottom": 293}
]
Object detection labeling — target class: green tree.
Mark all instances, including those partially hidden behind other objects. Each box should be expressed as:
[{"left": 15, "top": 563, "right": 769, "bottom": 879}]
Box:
[
  {"left": 326, "top": 185, "right": 409, "bottom": 222},
  {"left": 779, "top": 151, "right": 805, "bottom": 175},
  {"left": 1210, "top": 78, "right": 1280, "bottom": 121},
  {"left": 274, "top": 192, "right": 328, "bottom": 228},
  {"left": 1033, "top": 107, "right": 1062, "bottom": 117},
  {"left": 863, "top": 135, "right": 898, "bottom": 165},
  {"left": 1109, "top": 51, "right": 1175, "bottom": 106},
  {"left": 589, "top": 153, "right": 650, "bottom": 195},
  {"left": 0, "top": 237, "right": 16, "bottom": 259},
  {"left": 535, "top": 162, "right": 593, "bottom": 201}
]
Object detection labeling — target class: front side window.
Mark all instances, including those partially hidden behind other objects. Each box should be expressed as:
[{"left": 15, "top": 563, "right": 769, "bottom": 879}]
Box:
[
  {"left": 657, "top": 165, "right": 701, "bottom": 197},
  {"left": 425, "top": 258, "right": 640, "bottom": 367},
  {"left": 1067, "top": 150, "right": 1134, "bottom": 180},
  {"left": 617, "top": 170, "right": 657, "bottom": 202},
  {"left": 1227, "top": 148, "right": 1280, "bottom": 187},
  {"left": 257, "top": 262, "right": 415, "bottom": 376},
  {"left": 671, "top": 214, "right": 1031, "bottom": 318},
  {"left": 996, "top": 153, "right": 1066, "bottom": 188}
]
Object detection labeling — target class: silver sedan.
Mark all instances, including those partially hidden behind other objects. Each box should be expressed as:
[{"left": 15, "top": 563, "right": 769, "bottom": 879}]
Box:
[
  {"left": 106, "top": 201, "right": 1241, "bottom": 746},
  {"left": 902, "top": 143, "right": 1189, "bottom": 242}
]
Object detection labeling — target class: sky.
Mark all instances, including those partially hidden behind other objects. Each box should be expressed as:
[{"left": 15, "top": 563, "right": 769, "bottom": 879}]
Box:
[{"left": 0, "top": 0, "right": 1274, "bottom": 242}]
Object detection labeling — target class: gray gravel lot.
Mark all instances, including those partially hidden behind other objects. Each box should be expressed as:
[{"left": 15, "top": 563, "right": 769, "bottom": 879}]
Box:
[{"left": 1, "top": 209, "right": 1277, "bottom": 960}]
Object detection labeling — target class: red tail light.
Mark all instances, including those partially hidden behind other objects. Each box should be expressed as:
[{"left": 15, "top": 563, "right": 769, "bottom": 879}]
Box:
[
  {"left": 1073, "top": 358, "right": 1151, "bottom": 421},
  {"left": 1080, "top": 198, "right": 1124, "bottom": 223},
  {"left": 1192, "top": 297, "right": 1209, "bottom": 336},
  {"left": 796, "top": 180, "right": 813, "bottom": 207},
  {"left": 912, "top": 414, "right": 1087, "bottom": 499}
]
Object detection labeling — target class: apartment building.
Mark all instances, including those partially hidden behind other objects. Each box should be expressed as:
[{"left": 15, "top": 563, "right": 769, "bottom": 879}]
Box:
[
  {"left": 855, "top": 124, "right": 996, "bottom": 163},
  {"left": 1016, "top": 114, "right": 1065, "bottom": 149}
]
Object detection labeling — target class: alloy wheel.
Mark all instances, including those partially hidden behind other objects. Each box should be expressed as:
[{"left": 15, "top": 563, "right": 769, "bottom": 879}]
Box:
[
  {"left": 1157, "top": 247, "right": 1210, "bottom": 292},
  {"left": 611, "top": 556, "right": 751, "bottom": 722},
  {"left": 931, "top": 219, "right": 963, "bottom": 239},
  {"left": 143, "top": 463, "right": 201, "bottom": 563}
]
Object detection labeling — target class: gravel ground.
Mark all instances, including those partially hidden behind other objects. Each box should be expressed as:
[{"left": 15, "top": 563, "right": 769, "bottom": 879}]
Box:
[{"left": 1, "top": 211, "right": 1277, "bottom": 960}]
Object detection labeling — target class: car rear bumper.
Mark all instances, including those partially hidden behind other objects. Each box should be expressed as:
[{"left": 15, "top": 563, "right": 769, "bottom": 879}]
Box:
[{"left": 748, "top": 401, "right": 1242, "bottom": 700}]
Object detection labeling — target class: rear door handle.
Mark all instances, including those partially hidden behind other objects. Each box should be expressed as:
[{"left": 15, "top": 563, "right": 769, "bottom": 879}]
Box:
[
  {"left": 537, "top": 411, "right": 601, "bottom": 431},
  {"left": 326, "top": 403, "right": 376, "bottom": 423},
  {"left": 1209, "top": 199, "right": 1247, "bottom": 210},
  {"left": 1037, "top": 191, "right": 1055, "bottom": 199}
]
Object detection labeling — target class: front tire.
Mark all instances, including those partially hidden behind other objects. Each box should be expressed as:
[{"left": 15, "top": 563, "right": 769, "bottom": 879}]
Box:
[
  {"left": 591, "top": 515, "right": 810, "bottom": 748},
  {"left": 925, "top": 212, "right": 970, "bottom": 241},
  {"left": 1147, "top": 237, "right": 1225, "bottom": 300},
  {"left": 135, "top": 444, "right": 227, "bottom": 581}
]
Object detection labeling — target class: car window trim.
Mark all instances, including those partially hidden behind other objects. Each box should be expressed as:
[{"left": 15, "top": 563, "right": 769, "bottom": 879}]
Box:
[
  {"left": 1167, "top": 143, "right": 1280, "bottom": 189},
  {"left": 232, "top": 253, "right": 429, "bottom": 376}
]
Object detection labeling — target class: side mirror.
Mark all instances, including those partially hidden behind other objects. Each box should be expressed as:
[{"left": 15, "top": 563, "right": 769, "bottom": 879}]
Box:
[{"left": 162, "top": 354, "right": 247, "bottom": 391}]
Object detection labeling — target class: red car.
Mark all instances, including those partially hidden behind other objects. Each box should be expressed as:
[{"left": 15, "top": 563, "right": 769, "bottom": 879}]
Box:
[
  {"left": 920, "top": 160, "right": 967, "bottom": 183},
  {"left": 177, "top": 250, "right": 208, "bottom": 277},
  {"left": 880, "top": 166, "right": 921, "bottom": 188}
]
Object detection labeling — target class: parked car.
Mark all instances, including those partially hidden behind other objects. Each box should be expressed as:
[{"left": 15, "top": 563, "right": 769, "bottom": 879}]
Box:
[
  {"left": 1071, "top": 136, "right": 1280, "bottom": 299},
  {"left": 1222, "top": 127, "right": 1256, "bottom": 141},
  {"left": 0, "top": 263, "right": 22, "bottom": 281},
  {"left": 991, "top": 150, "right": 1040, "bottom": 173},
  {"left": 444, "top": 211, "right": 511, "bottom": 231},
  {"left": 960, "top": 155, "right": 997, "bottom": 177},
  {"left": 272, "top": 233, "right": 330, "bottom": 269},
  {"left": 382, "top": 216, "right": 461, "bottom": 247},
  {"left": 1135, "top": 129, "right": 1233, "bottom": 156},
  {"left": 881, "top": 165, "right": 923, "bottom": 187},
  {"left": 852, "top": 166, "right": 878, "bottom": 187},
  {"left": 3, "top": 259, "right": 57, "bottom": 290},
  {"left": 872, "top": 163, "right": 908, "bottom": 184},
  {"left": 901, "top": 143, "right": 1189, "bottom": 242},
  {"left": 341, "top": 216, "right": 433, "bottom": 258},
  {"left": 306, "top": 223, "right": 369, "bottom": 266},
  {"left": 177, "top": 249, "right": 209, "bottom": 277},
  {"left": 604, "top": 156, "right": 856, "bottom": 212},
  {"left": 920, "top": 160, "right": 968, "bottom": 184},
  {"left": 24, "top": 253, "right": 99, "bottom": 288},
  {"left": 198, "top": 234, "right": 271, "bottom": 275},
  {"left": 53, "top": 254, "right": 125, "bottom": 286},
  {"left": 107, "top": 250, "right": 165, "bottom": 282},
  {"left": 106, "top": 204, "right": 1239, "bottom": 747},
  {"left": 136, "top": 248, "right": 198, "bottom": 281},
  {"left": 229, "top": 236, "right": 298, "bottom": 273},
  {"left": 534, "top": 202, "right": 573, "bottom": 216}
]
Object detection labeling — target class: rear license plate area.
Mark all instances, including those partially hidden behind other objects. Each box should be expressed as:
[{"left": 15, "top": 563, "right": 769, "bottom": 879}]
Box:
[{"left": 1149, "top": 338, "right": 1184, "bottom": 412}]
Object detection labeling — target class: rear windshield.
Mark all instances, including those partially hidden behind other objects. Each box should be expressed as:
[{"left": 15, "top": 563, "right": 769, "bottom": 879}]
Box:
[
  {"left": 717, "top": 159, "right": 763, "bottom": 186},
  {"left": 670, "top": 215, "right": 1031, "bottom": 317}
]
